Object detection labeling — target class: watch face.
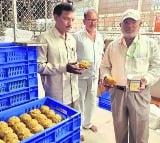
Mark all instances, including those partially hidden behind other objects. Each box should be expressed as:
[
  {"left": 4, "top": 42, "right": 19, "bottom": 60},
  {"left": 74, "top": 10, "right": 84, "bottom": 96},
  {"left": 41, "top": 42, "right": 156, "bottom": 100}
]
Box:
[{"left": 129, "top": 80, "right": 141, "bottom": 92}]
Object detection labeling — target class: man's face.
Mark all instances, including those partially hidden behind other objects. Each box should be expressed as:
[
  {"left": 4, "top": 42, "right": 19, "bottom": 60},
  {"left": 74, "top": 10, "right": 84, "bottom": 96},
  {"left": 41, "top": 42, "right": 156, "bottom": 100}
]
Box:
[
  {"left": 83, "top": 12, "right": 98, "bottom": 32},
  {"left": 120, "top": 18, "right": 141, "bottom": 38},
  {"left": 54, "top": 11, "right": 75, "bottom": 33}
]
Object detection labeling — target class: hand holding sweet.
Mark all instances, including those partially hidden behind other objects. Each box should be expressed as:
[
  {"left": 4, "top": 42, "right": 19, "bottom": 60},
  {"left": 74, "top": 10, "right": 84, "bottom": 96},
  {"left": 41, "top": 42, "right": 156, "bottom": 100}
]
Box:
[
  {"left": 103, "top": 76, "right": 116, "bottom": 87},
  {"left": 66, "top": 62, "right": 83, "bottom": 74},
  {"left": 78, "top": 60, "right": 90, "bottom": 69}
]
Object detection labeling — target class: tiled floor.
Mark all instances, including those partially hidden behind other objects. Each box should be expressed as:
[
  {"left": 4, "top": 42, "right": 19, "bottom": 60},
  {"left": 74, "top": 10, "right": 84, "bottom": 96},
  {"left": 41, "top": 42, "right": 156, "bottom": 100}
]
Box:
[{"left": 82, "top": 105, "right": 160, "bottom": 143}]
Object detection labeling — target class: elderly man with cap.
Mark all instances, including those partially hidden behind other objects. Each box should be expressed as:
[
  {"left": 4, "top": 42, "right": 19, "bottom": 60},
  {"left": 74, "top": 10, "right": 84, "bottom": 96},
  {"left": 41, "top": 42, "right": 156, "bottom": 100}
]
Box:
[{"left": 100, "top": 9, "right": 160, "bottom": 143}]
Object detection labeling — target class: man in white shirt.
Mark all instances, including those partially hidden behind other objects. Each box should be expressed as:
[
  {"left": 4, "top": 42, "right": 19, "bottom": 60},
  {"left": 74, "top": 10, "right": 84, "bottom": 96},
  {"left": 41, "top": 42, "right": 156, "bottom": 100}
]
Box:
[
  {"left": 74, "top": 8, "right": 104, "bottom": 140},
  {"left": 100, "top": 9, "right": 160, "bottom": 143},
  {"left": 37, "top": 3, "right": 83, "bottom": 109}
]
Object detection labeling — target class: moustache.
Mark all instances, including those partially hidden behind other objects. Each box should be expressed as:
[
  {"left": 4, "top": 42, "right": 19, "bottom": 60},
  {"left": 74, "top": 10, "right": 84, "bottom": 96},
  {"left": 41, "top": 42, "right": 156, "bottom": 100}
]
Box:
[{"left": 66, "top": 26, "right": 72, "bottom": 29}]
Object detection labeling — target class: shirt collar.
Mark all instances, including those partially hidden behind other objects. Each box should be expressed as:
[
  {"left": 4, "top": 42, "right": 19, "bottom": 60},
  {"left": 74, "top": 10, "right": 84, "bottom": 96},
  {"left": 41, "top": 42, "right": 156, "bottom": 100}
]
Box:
[
  {"left": 118, "top": 34, "right": 140, "bottom": 45},
  {"left": 83, "top": 27, "right": 97, "bottom": 35},
  {"left": 52, "top": 27, "right": 72, "bottom": 40}
]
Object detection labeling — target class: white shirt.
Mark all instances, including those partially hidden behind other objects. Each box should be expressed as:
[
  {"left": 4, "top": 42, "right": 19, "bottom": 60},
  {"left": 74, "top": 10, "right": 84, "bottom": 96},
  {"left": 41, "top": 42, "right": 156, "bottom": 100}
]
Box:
[
  {"left": 100, "top": 34, "right": 160, "bottom": 86},
  {"left": 37, "top": 27, "right": 79, "bottom": 104},
  {"left": 74, "top": 28, "right": 104, "bottom": 79}
]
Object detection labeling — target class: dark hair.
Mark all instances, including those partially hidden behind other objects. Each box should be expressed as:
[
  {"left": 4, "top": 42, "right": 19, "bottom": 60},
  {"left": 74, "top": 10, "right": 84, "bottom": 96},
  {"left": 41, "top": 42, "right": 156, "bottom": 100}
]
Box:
[
  {"left": 67, "top": 0, "right": 73, "bottom": 5},
  {"left": 53, "top": 3, "right": 75, "bottom": 16}
]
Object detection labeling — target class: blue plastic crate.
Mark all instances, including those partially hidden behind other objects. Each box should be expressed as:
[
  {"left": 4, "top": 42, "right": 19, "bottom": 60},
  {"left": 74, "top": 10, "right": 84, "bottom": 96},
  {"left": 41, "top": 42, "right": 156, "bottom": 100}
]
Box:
[
  {"left": 98, "top": 91, "right": 112, "bottom": 111},
  {"left": 98, "top": 101, "right": 112, "bottom": 111},
  {"left": 0, "top": 97, "right": 81, "bottom": 143},
  {"left": 0, "top": 42, "right": 38, "bottom": 111},
  {"left": 98, "top": 96, "right": 112, "bottom": 111},
  {"left": 100, "top": 91, "right": 111, "bottom": 100},
  {"left": 0, "top": 86, "right": 38, "bottom": 111},
  {"left": 0, "top": 43, "right": 37, "bottom": 64},
  {"left": 99, "top": 91, "right": 111, "bottom": 104},
  {"left": 57, "top": 129, "right": 80, "bottom": 143},
  {"left": 0, "top": 62, "right": 37, "bottom": 80},
  {"left": 0, "top": 43, "right": 81, "bottom": 142},
  {"left": 0, "top": 42, "right": 18, "bottom": 46},
  {"left": 21, "top": 129, "right": 80, "bottom": 143},
  {"left": 99, "top": 97, "right": 111, "bottom": 104},
  {"left": 28, "top": 47, "right": 37, "bottom": 61},
  {"left": 0, "top": 73, "right": 38, "bottom": 95}
]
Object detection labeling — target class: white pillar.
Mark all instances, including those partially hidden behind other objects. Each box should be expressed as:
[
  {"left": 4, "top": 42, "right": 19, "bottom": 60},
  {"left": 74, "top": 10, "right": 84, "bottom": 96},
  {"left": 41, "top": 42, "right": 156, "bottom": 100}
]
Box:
[
  {"left": 45, "top": 0, "right": 48, "bottom": 31},
  {"left": 93, "top": 0, "right": 99, "bottom": 12},
  {"left": 12, "top": 0, "right": 17, "bottom": 42},
  {"left": 138, "top": 0, "right": 143, "bottom": 11}
]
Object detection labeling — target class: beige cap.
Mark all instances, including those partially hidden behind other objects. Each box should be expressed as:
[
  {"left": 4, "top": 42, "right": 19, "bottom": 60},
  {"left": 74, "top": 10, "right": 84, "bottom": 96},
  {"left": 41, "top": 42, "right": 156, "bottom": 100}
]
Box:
[{"left": 121, "top": 9, "right": 141, "bottom": 22}]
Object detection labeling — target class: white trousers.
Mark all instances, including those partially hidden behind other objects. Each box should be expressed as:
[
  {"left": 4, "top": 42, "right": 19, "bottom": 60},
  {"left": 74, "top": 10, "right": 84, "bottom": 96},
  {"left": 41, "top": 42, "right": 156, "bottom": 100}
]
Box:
[{"left": 78, "top": 77, "right": 98, "bottom": 128}]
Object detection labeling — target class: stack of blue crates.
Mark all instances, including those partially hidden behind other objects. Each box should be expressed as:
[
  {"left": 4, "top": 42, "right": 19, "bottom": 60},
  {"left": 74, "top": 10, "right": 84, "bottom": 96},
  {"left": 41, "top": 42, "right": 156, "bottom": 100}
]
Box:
[
  {"left": 0, "top": 42, "right": 38, "bottom": 111},
  {"left": 98, "top": 91, "right": 112, "bottom": 111},
  {"left": 0, "top": 42, "right": 81, "bottom": 143}
]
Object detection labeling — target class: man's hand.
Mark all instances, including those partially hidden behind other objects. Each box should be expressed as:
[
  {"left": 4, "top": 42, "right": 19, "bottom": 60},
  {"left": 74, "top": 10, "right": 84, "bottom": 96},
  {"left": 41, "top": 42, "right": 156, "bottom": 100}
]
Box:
[
  {"left": 103, "top": 76, "right": 116, "bottom": 88},
  {"left": 139, "top": 78, "right": 147, "bottom": 91},
  {"left": 134, "top": 77, "right": 147, "bottom": 92},
  {"left": 66, "top": 62, "right": 83, "bottom": 74},
  {"left": 99, "top": 79, "right": 110, "bottom": 91}
]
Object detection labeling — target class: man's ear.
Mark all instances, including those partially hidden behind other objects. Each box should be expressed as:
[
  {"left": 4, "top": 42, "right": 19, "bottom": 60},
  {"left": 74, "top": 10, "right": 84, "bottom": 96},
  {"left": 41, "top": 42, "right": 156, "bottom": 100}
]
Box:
[
  {"left": 54, "top": 15, "right": 57, "bottom": 20},
  {"left": 83, "top": 19, "right": 85, "bottom": 24},
  {"left": 119, "top": 23, "right": 122, "bottom": 27},
  {"left": 139, "top": 21, "right": 142, "bottom": 26}
]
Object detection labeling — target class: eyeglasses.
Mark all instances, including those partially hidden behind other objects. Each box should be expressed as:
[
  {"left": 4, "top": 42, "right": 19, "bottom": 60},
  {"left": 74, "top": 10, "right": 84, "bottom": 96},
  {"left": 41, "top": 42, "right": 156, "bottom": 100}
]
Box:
[{"left": 85, "top": 19, "right": 98, "bottom": 23}]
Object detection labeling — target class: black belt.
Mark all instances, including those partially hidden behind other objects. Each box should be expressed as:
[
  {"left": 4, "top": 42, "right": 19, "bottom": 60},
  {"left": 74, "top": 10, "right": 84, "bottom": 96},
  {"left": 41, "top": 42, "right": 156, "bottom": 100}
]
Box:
[{"left": 116, "top": 86, "right": 126, "bottom": 91}]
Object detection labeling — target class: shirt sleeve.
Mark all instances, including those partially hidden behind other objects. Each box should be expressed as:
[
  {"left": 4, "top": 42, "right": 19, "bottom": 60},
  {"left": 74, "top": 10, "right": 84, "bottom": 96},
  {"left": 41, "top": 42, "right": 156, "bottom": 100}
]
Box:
[
  {"left": 100, "top": 42, "right": 112, "bottom": 79},
  {"left": 36, "top": 34, "right": 67, "bottom": 75},
  {"left": 144, "top": 39, "right": 160, "bottom": 86}
]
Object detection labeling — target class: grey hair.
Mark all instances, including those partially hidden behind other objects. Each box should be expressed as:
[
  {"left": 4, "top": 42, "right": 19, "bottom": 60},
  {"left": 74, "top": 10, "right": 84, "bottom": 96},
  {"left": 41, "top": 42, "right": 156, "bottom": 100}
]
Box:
[{"left": 83, "top": 8, "right": 98, "bottom": 19}]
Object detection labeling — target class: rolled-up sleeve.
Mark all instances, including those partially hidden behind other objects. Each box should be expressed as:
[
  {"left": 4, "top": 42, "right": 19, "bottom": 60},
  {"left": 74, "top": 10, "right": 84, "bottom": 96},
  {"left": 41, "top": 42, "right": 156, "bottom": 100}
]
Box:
[{"left": 100, "top": 43, "right": 112, "bottom": 79}]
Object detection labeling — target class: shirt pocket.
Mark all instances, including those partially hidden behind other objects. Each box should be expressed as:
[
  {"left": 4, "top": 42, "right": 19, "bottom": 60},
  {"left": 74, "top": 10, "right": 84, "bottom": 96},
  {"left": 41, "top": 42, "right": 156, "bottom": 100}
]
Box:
[
  {"left": 95, "top": 50, "right": 103, "bottom": 72},
  {"left": 134, "top": 57, "right": 149, "bottom": 73},
  {"left": 96, "top": 46, "right": 103, "bottom": 62}
]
